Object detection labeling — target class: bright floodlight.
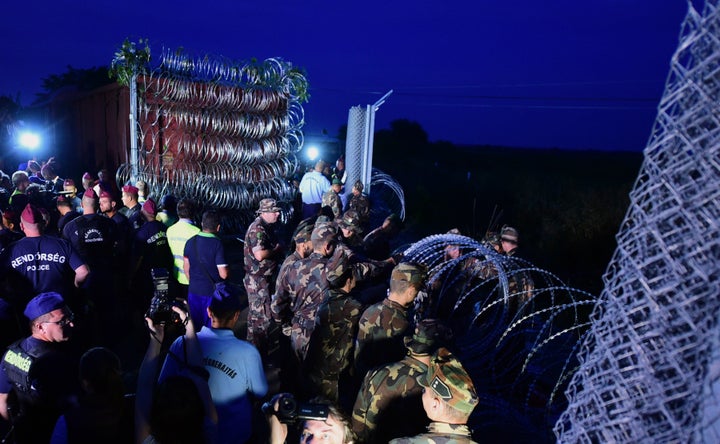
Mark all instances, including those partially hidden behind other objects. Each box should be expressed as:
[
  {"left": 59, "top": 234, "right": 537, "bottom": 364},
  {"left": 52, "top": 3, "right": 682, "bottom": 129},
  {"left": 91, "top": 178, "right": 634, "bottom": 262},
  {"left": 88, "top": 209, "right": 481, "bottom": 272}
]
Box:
[
  {"left": 19, "top": 132, "right": 40, "bottom": 150},
  {"left": 307, "top": 146, "right": 319, "bottom": 161}
]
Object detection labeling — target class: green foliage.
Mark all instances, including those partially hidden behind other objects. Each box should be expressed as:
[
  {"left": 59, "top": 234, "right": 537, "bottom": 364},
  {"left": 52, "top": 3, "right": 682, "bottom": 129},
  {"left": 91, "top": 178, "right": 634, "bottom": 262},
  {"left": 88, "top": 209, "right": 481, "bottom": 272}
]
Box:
[{"left": 109, "top": 38, "right": 151, "bottom": 86}]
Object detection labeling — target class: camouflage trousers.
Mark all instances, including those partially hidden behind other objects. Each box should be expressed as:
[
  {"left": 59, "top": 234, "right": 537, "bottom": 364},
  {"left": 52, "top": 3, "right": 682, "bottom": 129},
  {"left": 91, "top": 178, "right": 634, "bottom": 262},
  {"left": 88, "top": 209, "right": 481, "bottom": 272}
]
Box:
[{"left": 244, "top": 273, "right": 274, "bottom": 356}]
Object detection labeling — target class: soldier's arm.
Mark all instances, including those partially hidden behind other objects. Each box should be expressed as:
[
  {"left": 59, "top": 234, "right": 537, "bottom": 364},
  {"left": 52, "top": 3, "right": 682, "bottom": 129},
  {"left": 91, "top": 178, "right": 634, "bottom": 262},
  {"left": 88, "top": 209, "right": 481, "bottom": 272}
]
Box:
[{"left": 253, "top": 243, "right": 281, "bottom": 262}]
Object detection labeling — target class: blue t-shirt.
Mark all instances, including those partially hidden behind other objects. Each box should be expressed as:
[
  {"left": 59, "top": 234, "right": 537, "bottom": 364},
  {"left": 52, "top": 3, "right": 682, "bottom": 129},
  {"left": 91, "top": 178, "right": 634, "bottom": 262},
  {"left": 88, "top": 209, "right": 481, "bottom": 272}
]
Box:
[
  {"left": 159, "top": 327, "right": 268, "bottom": 444},
  {"left": 183, "top": 232, "right": 226, "bottom": 296}
]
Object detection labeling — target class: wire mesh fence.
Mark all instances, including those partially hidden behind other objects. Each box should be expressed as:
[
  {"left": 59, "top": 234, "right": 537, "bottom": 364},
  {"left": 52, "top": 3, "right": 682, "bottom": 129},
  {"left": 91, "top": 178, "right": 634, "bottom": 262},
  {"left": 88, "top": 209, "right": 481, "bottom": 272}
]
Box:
[{"left": 556, "top": 1, "right": 720, "bottom": 442}]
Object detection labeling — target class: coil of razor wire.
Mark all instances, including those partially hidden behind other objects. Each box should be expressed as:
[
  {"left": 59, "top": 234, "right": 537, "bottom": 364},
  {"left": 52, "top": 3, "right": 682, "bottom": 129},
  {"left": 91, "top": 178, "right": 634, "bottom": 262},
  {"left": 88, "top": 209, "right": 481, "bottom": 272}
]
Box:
[
  {"left": 127, "top": 45, "right": 306, "bottom": 224},
  {"left": 399, "top": 232, "right": 596, "bottom": 440}
]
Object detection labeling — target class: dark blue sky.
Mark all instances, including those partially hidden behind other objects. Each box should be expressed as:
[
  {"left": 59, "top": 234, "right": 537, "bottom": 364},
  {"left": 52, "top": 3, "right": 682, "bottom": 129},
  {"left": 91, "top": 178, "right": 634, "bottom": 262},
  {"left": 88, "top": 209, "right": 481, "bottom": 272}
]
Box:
[{"left": 1, "top": 1, "right": 691, "bottom": 151}]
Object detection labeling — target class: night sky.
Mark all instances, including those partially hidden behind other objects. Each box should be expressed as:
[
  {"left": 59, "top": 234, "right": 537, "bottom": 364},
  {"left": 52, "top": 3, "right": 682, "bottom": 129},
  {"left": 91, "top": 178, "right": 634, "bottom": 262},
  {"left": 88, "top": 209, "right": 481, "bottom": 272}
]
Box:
[{"left": 0, "top": 1, "right": 693, "bottom": 151}]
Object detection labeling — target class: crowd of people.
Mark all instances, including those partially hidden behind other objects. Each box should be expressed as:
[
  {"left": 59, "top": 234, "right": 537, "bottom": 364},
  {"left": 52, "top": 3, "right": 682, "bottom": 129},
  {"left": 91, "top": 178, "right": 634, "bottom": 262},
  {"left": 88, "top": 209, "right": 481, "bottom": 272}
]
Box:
[{"left": 0, "top": 157, "right": 529, "bottom": 443}]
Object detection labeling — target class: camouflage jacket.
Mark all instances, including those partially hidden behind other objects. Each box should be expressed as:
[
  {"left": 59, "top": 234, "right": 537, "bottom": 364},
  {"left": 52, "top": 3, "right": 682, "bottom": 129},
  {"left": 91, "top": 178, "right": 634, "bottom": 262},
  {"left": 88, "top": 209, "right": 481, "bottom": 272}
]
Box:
[
  {"left": 271, "top": 251, "right": 332, "bottom": 358},
  {"left": 347, "top": 193, "right": 370, "bottom": 224},
  {"left": 352, "top": 355, "right": 429, "bottom": 444},
  {"left": 354, "top": 298, "right": 411, "bottom": 379},
  {"left": 389, "top": 423, "right": 477, "bottom": 444},
  {"left": 321, "top": 189, "right": 343, "bottom": 219},
  {"left": 243, "top": 216, "right": 281, "bottom": 277},
  {"left": 306, "top": 288, "right": 364, "bottom": 377},
  {"left": 271, "top": 251, "right": 320, "bottom": 323},
  {"left": 304, "top": 288, "right": 364, "bottom": 401}
]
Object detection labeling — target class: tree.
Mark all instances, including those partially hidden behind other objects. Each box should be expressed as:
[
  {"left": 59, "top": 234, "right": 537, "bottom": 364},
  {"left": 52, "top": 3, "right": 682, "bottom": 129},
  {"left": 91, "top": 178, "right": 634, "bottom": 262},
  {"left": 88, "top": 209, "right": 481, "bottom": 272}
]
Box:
[{"left": 34, "top": 65, "right": 113, "bottom": 104}]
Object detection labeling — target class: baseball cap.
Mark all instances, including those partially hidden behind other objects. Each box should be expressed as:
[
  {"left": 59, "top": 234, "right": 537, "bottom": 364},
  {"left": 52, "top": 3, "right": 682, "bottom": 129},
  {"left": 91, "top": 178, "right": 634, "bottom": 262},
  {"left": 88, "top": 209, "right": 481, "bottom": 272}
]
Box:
[
  {"left": 63, "top": 178, "right": 75, "bottom": 187},
  {"left": 420, "top": 347, "right": 479, "bottom": 415},
  {"left": 326, "top": 252, "right": 354, "bottom": 288},
  {"left": 311, "top": 222, "right": 338, "bottom": 243},
  {"left": 339, "top": 210, "right": 361, "bottom": 232},
  {"left": 391, "top": 262, "right": 427, "bottom": 285},
  {"left": 293, "top": 221, "right": 315, "bottom": 243},
  {"left": 500, "top": 226, "right": 519, "bottom": 243},
  {"left": 24, "top": 292, "right": 66, "bottom": 321},
  {"left": 404, "top": 319, "right": 453, "bottom": 356},
  {"left": 331, "top": 177, "right": 343, "bottom": 186}
]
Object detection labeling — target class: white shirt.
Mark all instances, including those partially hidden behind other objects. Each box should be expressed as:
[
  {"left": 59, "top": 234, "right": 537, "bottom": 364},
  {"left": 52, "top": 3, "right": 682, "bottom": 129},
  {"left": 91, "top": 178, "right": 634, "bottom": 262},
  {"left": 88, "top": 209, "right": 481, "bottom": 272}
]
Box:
[{"left": 299, "top": 170, "right": 331, "bottom": 204}]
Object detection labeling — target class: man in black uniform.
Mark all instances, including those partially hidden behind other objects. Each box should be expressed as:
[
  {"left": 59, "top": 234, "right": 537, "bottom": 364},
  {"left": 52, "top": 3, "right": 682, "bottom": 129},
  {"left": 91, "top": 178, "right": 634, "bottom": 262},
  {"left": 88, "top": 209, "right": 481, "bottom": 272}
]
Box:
[
  {"left": 0, "top": 204, "right": 88, "bottom": 319},
  {"left": 62, "top": 189, "right": 119, "bottom": 345},
  {"left": 0, "top": 292, "right": 80, "bottom": 443}
]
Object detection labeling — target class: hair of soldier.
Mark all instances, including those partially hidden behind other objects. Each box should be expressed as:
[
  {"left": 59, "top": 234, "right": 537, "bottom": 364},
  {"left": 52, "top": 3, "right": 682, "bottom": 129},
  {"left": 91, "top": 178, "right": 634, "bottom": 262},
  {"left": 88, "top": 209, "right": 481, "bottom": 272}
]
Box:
[
  {"left": 437, "top": 395, "right": 472, "bottom": 423},
  {"left": 201, "top": 210, "right": 221, "bottom": 231},
  {"left": 176, "top": 198, "right": 195, "bottom": 219},
  {"left": 307, "top": 398, "right": 357, "bottom": 444},
  {"left": 389, "top": 277, "right": 422, "bottom": 295},
  {"left": 311, "top": 236, "right": 335, "bottom": 253}
]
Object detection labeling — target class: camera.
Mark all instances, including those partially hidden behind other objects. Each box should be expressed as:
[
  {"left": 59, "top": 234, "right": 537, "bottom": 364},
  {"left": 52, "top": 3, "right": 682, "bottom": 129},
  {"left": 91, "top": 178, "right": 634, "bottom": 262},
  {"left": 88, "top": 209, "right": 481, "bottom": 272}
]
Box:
[
  {"left": 261, "top": 393, "right": 329, "bottom": 424},
  {"left": 145, "top": 268, "right": 183, "bottom": 324}
]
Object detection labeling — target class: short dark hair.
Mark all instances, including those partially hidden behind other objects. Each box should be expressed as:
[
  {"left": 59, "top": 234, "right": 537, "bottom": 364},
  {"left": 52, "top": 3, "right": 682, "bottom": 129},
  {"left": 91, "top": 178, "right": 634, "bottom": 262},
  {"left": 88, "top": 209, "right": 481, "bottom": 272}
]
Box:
[
  {"left": 176, "top": 198, "right": 195, "bottom": 219},
  {"left": 201, "top": 210, "right": 221, "bottom": 231}
]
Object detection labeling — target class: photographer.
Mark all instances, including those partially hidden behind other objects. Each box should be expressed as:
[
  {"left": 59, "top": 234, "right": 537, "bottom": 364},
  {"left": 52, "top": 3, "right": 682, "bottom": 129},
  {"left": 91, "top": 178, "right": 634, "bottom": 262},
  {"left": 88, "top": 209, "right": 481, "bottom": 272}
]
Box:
[
  {"left": 266, "top": 394, "right": 356, "bottom": 444},
  {"left": 135, "top": 301, "right": 217, "bottom": 444}
]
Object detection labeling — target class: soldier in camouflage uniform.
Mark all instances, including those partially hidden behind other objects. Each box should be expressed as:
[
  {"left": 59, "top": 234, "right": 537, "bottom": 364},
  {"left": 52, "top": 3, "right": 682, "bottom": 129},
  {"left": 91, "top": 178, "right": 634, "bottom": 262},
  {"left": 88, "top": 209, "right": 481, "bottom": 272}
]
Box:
[
  {"left": 346, "top": 180, "right": 370, "bottom": 232},
  {"left": 304, "top": 253, "right": 363, "bottom": 404},
  {"left": 322, "top": 177, "right": 344, "bottom": 219},
  {"left": 271, "top": 222, "right": 339, "bottom": 361},
  {"left": 354, "top": 262, "right": 428, "bottom": 380},
  {"left": 390, "top": 348, "right": 479, "bottom": 444},
  {"left": 352, "top": 319, "right": 454, "bottom": 444},
  {"left": 338, "top": 209, "right": 365, "bottom": 254},
  {"left": 500, "top": 225, "right": 534, "bottom": 305},
  {"left": 243, "top": 198, "right": 284, "bottom": 357}
]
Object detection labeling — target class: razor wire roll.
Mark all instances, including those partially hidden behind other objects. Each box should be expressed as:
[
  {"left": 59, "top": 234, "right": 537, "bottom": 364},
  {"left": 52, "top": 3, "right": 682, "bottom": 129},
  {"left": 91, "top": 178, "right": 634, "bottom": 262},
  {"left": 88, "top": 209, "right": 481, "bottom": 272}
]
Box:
[{"left": 116, "top": 46, "right": 307, "bottom": 228}]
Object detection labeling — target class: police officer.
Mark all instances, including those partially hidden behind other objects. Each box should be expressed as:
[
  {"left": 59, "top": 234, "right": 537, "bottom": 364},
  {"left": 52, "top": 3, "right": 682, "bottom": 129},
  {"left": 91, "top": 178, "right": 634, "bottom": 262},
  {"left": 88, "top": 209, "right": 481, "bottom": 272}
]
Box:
[
  {"left": 0, "top": 204, "right": 88, "bottom": 315},
  {"left": 243, "top": 198, "right": 284, "bottom": 357},
  {"left": 352, "top": 319, "right": 453, "bottom": 443},
  {"left": 62, "top": 189, "right": 119, "bottom": 345},
  {"left": 389, "top": 348, "right": 479, "bottom": 443},
  {"left": 0, "top": 293, "right": 80, "bottom": 443}
]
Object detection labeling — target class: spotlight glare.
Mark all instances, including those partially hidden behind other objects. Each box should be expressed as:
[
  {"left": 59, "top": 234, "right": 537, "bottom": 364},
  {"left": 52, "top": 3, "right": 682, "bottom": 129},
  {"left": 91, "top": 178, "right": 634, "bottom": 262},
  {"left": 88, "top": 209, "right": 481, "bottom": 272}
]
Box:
[
  {"left": 307, "top": 146, "right": 319, "bottom": 161},
  {"left": 19, "top": 132, "right": 40, "bottom": 150}
]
